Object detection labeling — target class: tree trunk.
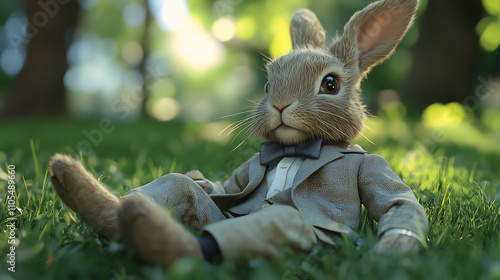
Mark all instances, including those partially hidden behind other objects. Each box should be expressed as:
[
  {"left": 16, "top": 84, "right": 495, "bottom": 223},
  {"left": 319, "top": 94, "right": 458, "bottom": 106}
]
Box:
[
  {"left": 1, "top": 0, "right": 80, "bottom": 118},
  {"left": 402, "top": 0, "right": 483, "bottom": 110},
  {"left": 140, "top": 0, "right": 152, "bottom": 117}
]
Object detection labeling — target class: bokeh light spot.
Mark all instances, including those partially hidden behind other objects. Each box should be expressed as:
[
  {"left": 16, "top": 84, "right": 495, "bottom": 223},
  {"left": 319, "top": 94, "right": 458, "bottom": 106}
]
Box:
[
  {"left": 78, "top": 0, "right": 99, "bottom": 10},
  {"left": 482, "top": 0, "right": 500, "bottom": 15},
  {"left": 422, "top": 103, "right": 467, "bottom": 128},
  {"left": 235, "top": 16, "right": 256, "bottom": 40},
  {"left": 149, "top": 98, "right": 180, "bottom": 121},
  {"left": 379, "top": 101, "right": 407, "bottom": 121},
  {"left": 64, "top": 34, "right": 123, "bottom": 100},
  {"left": 269, "top": 17, "right": 292, "bottom": 58},
  {"left": 480, "top": 22, "right": 500, "bottom": 52},
  {"left": 122, "top": 2, "right": 146, "bottom": 27},
  {"left": 150, "top": 0, "right": 189, "bottom": 31},
  {"left": 121, "top": 41, "right": 143, "bottom": 66},
  {"left": 212, "top": 17, "right": 236, "bottom": 42},
  {"left": 0, "top": 49, "right": 25, "bottom": 76},
  {"left": 377, "top": 90, "right": 400, "bottom": 106},
  {"left": 481, "top": 108, "right": 500, "bottom": 130},
  {"left": 4, "top": 11, "right": 29, "bottom": 53},
  {"left": 171, "top": 20, "right": 224, "bottom": 72},
  {"left": 185, "top": 99, "right": 214, "bottom": 122},
  {"left": 201, "top": 122, "right": 232, "bottom": 144}
]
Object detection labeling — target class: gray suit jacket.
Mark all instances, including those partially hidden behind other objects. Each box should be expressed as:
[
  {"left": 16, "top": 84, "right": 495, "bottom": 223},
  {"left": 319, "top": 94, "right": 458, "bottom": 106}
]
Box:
[{"left": 209, "top": 142, "right": 428, "bottom": 245}]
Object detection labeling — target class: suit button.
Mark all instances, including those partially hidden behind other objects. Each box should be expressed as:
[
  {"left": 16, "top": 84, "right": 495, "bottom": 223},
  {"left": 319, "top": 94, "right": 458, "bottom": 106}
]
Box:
[{"left": 262, "top": 203, "right": 271, "bottom": 209}]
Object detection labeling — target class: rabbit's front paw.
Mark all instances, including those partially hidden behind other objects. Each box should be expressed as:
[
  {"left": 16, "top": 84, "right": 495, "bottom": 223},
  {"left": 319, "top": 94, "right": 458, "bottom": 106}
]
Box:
[{"left": 370, "top": 235, "right": 423, "bottom": 256}]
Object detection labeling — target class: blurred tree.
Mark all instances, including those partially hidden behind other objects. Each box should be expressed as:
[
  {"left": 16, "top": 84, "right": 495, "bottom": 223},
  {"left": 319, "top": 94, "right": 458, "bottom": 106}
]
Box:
[
  {"left": 140, "top": 0, "right": 151, "bottom": 117},
  {"left": 1, "top": 0, "right": 80, "bottom": 117},
  {"left": 403, "top": 0, "right": 483, "bottom": 110}
]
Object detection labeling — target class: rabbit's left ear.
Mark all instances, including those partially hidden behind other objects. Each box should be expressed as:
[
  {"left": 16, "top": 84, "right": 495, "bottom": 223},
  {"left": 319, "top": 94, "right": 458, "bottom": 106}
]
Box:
[
  {"left": 290, "top": 9, "right": 326, "bottom": 49},
  {"left": 334, "top": 0, "right": 418, "bottom": 75}
]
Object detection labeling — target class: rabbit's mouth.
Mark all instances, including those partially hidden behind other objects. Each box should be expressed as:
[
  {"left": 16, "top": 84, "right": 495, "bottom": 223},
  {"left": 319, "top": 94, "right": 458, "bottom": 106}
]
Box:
[
  {"left": 276, "top": 123, "right": 295, "bottom": 130},
  {"left": 272, "top": 124, "right": 307, "bottom": 145},
  {"left": 273, "top": 122, "right": 301, "bottom": 134}
]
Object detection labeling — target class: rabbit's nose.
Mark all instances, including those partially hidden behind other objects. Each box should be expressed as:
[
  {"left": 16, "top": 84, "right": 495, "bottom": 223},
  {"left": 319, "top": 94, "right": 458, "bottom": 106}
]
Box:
[{"left": 273, "top": 104, "right": 290, "bottom": 112}]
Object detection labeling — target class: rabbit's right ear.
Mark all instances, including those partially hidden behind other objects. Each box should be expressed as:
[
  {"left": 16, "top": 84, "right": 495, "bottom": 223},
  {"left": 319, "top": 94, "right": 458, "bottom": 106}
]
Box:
[
  {"left": 333, "top": 0, "right": 418, "bottom": 76},
  {"left": 290, "top": 9, "right": 326, "bottom": 49}
]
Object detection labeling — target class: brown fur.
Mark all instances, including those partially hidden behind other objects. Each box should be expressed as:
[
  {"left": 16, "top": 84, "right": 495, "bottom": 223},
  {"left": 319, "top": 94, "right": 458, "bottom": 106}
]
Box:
[
  {"left": 252, "top": 0, "right": 419, "bottom": 145},
  {"left": 118, "top": 194, "right": 203, "bottom": 267},
  {"left": 290, "top": 9, "right": 326, "bottom": 48},
  {"left": 49, "top": 156, "right": 203, "bottom": 267},
  {"left": 49, "top": 154, "right": 120, "bottom": 240},
  {"left": 371, "top": 233, "right": 422, "bottom": 256}
]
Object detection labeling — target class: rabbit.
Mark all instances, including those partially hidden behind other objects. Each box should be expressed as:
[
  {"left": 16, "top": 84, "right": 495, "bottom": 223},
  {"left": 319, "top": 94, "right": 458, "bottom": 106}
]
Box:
[{"left": 49, "top": 0, "right": 427, "bottom": 267}]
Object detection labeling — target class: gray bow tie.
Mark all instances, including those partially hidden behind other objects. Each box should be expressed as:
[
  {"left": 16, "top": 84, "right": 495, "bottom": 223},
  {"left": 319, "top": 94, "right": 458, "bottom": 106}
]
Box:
[{"left": 260, "top": 138, "right": 323, "bottom": 166}]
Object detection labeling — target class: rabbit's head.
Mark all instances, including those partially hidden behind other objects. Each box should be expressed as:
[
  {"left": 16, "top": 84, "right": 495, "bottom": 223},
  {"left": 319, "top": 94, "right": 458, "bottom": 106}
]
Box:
[{"left": 251, "top": 0, "right": 418, "bottom": 145}]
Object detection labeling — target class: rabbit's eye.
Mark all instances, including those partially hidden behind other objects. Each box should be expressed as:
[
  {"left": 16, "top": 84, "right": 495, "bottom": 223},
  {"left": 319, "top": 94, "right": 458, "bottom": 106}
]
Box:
[
  {"left": 320, "top": 74, "right": 340, "bottom": 95},
  {"left": 264, "top": 81, "right": 270, "bottom": 94}
]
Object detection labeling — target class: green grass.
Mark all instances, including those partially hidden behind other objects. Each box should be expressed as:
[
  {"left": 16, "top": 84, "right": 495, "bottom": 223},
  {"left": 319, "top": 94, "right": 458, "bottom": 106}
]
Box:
[{"left": 1, "top": 114, "right": 500, "bottom": 280}]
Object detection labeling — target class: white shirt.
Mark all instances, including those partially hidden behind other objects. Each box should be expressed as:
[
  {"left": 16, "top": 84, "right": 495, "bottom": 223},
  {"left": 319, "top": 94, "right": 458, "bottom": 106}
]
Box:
[{"left": 263, "top": 157, "right": 305, "bottom": 199}]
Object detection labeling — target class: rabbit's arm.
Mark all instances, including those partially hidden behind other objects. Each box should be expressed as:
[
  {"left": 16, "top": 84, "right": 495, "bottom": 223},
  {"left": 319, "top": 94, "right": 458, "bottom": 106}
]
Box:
[
  {"left": 185, "top": 155, "right": 255, "bottom": 195},
  {"left": 358, "top": 154, "right": 428, "bottom": 242},
  {"left": 184, "top": 170, "right": 224, "bottom": 194},
  {"left": 220, "top": 155, "right": 256, "bottom": 195}
]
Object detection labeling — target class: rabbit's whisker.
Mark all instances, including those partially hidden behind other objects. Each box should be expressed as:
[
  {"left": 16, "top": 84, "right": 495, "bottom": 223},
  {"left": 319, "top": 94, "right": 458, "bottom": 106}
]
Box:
[
  {"left": 220, "top": 118, "right": 250, "bottom": 136},
  {"left": 232, "top": 118, "right": 259, "bottom": 144},
  {"left": 317, "top": 109, "right": 350, "bottom": 123},
  {"left": 228, "top": 119, "right": 255, "bottom": 136},
  {"left": 321, "top": 120, "right": 350, "bottom": 139},
  {"left": 218, "top": 109, "right": 255, "bottom": 120},
  {"left": 244, "top": 98, "right": 261, "bottom": 105}
]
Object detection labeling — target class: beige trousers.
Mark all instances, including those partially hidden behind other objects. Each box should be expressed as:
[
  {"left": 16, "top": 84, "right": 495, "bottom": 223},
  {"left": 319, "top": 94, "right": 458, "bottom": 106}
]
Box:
[{"left": 126, "top": 173, "right": 317, "bottom": 260}]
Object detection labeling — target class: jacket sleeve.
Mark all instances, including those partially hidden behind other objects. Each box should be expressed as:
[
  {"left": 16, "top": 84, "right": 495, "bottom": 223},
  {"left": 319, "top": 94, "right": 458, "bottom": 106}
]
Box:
[
  {"left": 358, "top": 154, "right": 428, "bottom": 238},
  {"left": 217, "top": 154, "right": 256, "bottom": 195},
  {"left": 184, "top": 154, "right": 256, "bottom": 195}
]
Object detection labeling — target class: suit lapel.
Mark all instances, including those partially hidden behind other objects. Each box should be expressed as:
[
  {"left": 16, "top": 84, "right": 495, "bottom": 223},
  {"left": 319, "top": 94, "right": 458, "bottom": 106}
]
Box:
[
  {"left": 291, "top": 145, "right": 345, "bottom": 190},
  {"left": 247, "top": 155, "right": 267, "bottom": 192},
  {"left": 211, "top": 155, "right": 266, "bottom": 211},
  {"left": 225, "top": 155, "right": 266, "bottom": 200}
]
